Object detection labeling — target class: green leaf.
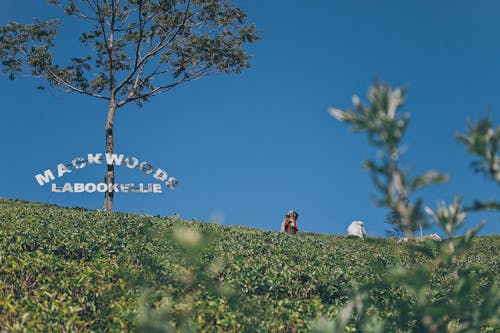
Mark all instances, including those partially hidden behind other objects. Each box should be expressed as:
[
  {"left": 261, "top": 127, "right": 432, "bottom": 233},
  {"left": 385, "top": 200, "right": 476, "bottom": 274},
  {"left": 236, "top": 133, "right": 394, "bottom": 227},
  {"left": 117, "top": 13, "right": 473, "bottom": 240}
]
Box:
[{"left": 410, "top": 171, "right": 449, "bottom": 191}]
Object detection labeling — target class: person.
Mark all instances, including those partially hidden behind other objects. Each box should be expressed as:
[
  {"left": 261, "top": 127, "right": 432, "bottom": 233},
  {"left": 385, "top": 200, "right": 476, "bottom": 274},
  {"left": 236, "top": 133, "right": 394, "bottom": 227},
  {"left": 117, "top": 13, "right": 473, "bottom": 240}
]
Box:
[
  {"left": 281, "top": 210, "right": 299, "bottom": 235},
  {"left": 346, "top": 221, "right": 366, "bottom": 240}
]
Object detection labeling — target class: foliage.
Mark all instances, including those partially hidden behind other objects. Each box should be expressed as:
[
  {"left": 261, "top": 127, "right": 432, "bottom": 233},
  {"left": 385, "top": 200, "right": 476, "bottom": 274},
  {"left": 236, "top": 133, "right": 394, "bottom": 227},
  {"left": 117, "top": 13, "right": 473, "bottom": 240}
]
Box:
[
  {"left": 0, "top": 0, "right": 260, "bottom": 106},
  {"left": 0, "top": 198, "right": 498, "bottom": 332},
  {"left": 326, "top": 81, "right": 500, "bottom": 332},
  {"left": 329, "top": 82, "right": 448, "bottom": 238},
  {"left": 456, "top": 117, "right": 500, "bottom": 211}
]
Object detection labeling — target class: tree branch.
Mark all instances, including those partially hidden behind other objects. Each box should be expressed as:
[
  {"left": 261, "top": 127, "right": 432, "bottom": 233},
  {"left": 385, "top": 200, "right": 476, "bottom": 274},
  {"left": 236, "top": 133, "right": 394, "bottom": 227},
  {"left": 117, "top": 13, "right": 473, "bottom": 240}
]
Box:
[
  {"left": 116, "top": 62, "right": 212, "bottom": 108},
  {"left": 45, "top": 67, "right": 108, "bottom": 100},
  {"left": 114, "top": 0, "right": 193, "bottom": 98},
  {"left": 95, "top": 0, "right": 112, "bottom": 62}
]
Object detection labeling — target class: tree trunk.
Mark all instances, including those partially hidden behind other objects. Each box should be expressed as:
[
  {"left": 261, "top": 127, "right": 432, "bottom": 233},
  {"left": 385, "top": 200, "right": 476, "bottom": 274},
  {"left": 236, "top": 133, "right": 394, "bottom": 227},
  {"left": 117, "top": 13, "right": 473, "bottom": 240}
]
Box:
[
  {"left": 104, "top": 97, "right": 116, "bottom": 212},
  {"left": 104, "top": 1, "right": 116, "bottom": 212}
]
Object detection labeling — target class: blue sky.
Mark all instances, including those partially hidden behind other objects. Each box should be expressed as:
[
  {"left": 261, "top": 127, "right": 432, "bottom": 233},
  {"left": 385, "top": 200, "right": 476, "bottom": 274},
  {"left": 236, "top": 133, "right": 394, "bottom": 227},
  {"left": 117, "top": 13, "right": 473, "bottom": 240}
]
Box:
[{"left": 1, "top": 0, "right": 499, "bottom": 236}]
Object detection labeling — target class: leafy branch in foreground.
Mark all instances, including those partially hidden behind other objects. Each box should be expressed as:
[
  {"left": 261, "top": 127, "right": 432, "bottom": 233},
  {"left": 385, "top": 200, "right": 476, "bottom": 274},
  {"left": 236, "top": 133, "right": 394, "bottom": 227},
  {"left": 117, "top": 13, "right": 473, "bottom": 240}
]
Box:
[
  {"left": 456, "top": 117, "right": 500, "bottom": 211},
  {"left": 328, "top": 82, "right": 448, "bottom": 239},
  {"left": 312, "top": 81, "right": 500, "bottom": 332}
]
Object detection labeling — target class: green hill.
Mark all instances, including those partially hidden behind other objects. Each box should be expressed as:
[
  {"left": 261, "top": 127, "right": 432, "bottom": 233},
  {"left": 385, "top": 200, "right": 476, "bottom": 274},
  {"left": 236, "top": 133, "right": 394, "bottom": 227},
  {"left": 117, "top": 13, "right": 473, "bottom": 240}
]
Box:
[{"left": 0, "top": 198, "right": 498, "bottom": 332}]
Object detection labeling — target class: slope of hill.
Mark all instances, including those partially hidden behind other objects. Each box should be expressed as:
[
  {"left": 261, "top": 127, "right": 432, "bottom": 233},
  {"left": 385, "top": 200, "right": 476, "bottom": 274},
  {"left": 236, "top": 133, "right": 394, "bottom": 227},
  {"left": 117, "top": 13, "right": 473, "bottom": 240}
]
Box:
[{"left": 0, "top": 198, "right": 498, "bottom": 332}]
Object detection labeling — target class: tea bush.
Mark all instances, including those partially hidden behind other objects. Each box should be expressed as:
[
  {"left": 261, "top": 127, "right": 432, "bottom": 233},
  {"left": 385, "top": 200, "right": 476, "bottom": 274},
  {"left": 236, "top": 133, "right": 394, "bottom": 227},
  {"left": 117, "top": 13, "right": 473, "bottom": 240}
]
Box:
[{"left": 0, "top": 198, "right": 498, "bottom": 332}]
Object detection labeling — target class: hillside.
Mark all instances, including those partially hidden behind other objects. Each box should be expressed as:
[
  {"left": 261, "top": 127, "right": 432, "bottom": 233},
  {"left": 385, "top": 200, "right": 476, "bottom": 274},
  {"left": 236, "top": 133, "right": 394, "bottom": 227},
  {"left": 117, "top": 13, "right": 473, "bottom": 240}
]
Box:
[{"left": 0, "top": 198, "right": 498, "bottom": 332}]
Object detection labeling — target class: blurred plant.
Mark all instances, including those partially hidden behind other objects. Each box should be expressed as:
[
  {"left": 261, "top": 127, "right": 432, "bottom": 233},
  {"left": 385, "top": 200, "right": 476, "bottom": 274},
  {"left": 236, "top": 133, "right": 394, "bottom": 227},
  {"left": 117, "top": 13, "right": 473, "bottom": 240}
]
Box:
[
  {"left": 328, "top": 82, "right": 448, "bottom": 239},
  {"left": 310, "top": 286, "right": 384, "bottom": 333},
  {"left": 456, "top": 117, "right": 500, "bottom": 211},
  {"left": 319, "top": 81, "right": 500, "bottom": 332},
  {"left": 136, "top": 226, "right": 239, "bottom": 333}
]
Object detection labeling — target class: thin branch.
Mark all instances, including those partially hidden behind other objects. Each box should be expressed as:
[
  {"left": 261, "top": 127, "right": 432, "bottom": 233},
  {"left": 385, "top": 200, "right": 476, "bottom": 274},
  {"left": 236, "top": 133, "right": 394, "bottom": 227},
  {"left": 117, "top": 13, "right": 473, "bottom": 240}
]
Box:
[
  {"left": 116, "top": 63, "right": 212, "bottom": 108},
  {"left": 114, "top": 0, "right": 193, "bottom": 97},
  {"left": 95, "top": 0, "right": 112, "bottom": 60},
  {"left": 83, "top": 0, "right": 98, "bottom": 13},
  {"left": 116, "top": 80, "right": 183, "bottom": 107},
  {"left": 119, "top": 65, "right": 145, "bottom": 104},
  {"left": 45, "top": 67, "right": 109, "bottom": 100},
  {"left": 118, "top": 0, "right": 145, "bottom": 93}
]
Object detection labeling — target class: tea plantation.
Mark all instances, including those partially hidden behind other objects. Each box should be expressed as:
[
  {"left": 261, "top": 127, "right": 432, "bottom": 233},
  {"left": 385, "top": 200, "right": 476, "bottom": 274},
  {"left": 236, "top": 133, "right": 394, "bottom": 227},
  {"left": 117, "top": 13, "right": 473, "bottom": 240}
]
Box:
[{"left": 0, "top": 198, "right": 498, "bottom": 332}]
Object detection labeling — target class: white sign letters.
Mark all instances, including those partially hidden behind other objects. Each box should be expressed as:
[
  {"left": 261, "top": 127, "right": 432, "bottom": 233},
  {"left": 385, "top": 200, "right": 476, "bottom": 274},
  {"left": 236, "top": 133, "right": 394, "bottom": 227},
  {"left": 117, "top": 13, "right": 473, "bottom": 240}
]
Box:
[{"left": 35, "top": 153, "right": 178, "bottom": 193}]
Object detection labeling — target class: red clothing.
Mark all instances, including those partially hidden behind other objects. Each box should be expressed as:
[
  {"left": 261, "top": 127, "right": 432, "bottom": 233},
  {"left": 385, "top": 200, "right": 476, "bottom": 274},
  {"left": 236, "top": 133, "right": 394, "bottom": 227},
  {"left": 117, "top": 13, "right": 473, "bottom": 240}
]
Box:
[{"left": 282, "top": 216, "right": 298, "bottom": 234}]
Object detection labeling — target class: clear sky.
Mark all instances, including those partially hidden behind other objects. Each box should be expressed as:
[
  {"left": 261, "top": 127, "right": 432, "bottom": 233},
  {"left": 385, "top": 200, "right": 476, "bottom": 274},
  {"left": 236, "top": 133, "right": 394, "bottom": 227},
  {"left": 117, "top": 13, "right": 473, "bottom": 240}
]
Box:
[{"left": 1, "top": 1, "right": 499, "bottom": 236}]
